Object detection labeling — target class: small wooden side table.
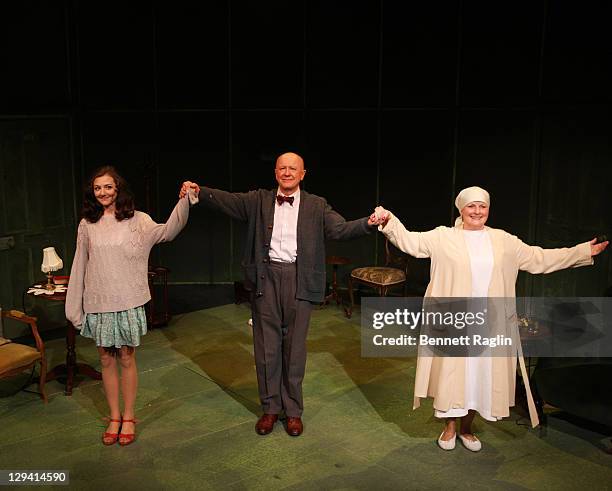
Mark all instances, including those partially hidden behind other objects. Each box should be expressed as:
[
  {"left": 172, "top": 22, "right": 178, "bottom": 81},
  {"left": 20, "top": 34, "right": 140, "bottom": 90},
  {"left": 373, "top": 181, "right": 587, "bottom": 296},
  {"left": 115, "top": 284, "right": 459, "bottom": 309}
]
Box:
[
  {"left": 27, "top": 284, "right": 101, "bottom": 395},
  {"left": 324, "top": 256, "right": 350, "bottom": 306},
  {"left": 147, "top": 266, "right": 171, "bottom": 328}
]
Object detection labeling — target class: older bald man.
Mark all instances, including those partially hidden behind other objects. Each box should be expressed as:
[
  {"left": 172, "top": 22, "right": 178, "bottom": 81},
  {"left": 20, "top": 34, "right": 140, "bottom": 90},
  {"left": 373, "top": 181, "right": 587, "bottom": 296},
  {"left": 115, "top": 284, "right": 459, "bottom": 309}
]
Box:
[{"left": 181, "top": 152, "right": 376, "bottom": 436}]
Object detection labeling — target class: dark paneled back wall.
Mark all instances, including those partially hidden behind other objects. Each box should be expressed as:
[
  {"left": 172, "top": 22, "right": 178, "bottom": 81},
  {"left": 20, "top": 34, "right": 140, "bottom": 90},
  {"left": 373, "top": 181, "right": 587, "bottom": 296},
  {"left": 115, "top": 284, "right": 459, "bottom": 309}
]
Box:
[{"left": 1, "top": 0, "right": 611, "bottom": 312}]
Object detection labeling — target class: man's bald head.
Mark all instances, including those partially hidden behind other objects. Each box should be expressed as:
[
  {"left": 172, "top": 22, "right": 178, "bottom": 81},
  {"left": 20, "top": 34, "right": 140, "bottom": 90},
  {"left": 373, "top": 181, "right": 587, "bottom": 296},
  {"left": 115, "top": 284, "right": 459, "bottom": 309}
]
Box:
[
  {"left": 276, "top": 152, "right": 304, "bottom": 171},
  {"left": 275, "top": 152, "right": 306, "bottom": 195}
]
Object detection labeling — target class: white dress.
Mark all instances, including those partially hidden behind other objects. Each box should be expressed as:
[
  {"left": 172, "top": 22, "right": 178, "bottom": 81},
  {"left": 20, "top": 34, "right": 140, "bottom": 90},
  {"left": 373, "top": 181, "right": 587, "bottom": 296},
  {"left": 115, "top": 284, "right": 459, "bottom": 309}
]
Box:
[{"left": 434, "top": 229, "right": 501, "bottom": 421}]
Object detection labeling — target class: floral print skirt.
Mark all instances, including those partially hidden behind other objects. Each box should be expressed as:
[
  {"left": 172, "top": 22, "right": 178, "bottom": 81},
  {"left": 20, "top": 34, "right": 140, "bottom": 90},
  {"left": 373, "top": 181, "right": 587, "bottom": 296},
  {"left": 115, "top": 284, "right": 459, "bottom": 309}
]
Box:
[{"left": 81, "top": 306, "right": 147, "bottom": 348}]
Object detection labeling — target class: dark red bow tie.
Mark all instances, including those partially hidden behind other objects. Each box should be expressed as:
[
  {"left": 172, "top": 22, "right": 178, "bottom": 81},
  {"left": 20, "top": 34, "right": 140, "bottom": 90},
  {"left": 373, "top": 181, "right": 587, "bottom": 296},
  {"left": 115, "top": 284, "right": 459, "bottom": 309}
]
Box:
[{"left": 277, "top": 195, "right": 294, "bottom": 206}]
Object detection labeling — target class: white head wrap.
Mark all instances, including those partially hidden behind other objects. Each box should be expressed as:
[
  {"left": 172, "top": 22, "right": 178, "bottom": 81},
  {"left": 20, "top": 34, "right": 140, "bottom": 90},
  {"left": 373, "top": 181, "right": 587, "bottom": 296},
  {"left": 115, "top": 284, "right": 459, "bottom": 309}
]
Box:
[{"left": 454, "top": 186, "right": 490, "bottom": 227}]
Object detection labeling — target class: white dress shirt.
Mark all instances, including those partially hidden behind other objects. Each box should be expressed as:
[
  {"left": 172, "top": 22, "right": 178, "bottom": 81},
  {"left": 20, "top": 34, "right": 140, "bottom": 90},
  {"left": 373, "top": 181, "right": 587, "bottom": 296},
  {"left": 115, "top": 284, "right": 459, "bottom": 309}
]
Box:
[{"left": 269, "top": 188, "right": 300, "bottom": 263}]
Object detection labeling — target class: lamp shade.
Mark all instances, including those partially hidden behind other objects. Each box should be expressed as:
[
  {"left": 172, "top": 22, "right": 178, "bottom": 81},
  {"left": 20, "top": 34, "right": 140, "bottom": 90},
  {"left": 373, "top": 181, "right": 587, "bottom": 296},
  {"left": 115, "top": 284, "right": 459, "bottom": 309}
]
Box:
[{"left": 41, "top": 247, "right": 63, "bottom": 273}]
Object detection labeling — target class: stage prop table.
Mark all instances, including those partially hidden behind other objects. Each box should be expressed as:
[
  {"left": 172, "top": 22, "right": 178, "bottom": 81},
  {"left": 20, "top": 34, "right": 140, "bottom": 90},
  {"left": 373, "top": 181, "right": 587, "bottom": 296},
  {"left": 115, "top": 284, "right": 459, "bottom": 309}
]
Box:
[{"left": 27, "top": 282, "right": 101, "bottom": 395}]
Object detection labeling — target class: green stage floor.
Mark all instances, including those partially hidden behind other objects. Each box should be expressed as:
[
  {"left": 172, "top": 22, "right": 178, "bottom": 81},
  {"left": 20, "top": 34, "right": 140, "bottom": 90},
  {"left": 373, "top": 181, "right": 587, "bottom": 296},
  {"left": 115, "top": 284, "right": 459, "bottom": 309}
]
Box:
[{"left": 1, "top": 304, "right": 611, "bottom": 490}]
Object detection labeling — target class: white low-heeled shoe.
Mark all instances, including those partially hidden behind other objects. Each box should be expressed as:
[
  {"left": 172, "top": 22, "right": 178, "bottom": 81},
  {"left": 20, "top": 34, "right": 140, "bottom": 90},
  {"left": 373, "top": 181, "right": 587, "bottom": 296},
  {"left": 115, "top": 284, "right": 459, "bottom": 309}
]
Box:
[
  {"left": 437, "top": 431, "right": 456, "bottom": 451},
  {"left": 458, "top": 433, "right": 482, "bottom": 452}
]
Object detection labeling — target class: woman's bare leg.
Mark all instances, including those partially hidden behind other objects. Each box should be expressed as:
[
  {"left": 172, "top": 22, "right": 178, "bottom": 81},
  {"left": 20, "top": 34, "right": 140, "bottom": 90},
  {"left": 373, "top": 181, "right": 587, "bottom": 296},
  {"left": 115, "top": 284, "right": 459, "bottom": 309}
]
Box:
[
  {"left": 460, "top": 410, "right": 478, "bottom": 441},
  {"left": 118, "top": 346, "right": 138, "bottom": 441},
  {"left": 440, "top": 417, "right": 456, "bottom": 440},
  {"left": 98, "top": 347, "right": 121, "bottom": 441}
]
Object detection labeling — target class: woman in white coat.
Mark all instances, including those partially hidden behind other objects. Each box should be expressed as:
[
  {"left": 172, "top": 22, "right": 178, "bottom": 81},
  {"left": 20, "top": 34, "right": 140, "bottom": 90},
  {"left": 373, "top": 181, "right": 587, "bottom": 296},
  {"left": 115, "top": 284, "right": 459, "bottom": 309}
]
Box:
[{"left": 372, "top": 186, "right": 608, "bottom": 451}]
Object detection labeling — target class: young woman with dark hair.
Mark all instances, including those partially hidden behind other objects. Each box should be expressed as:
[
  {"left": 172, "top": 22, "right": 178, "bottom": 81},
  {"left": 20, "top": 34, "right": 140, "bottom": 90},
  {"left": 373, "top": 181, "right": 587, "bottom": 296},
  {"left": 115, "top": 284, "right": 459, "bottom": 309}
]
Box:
[
  {"left": 81, "top": 165, "right": 135, "bottom": 223},
  {"left": 66, "top": 165, "right": 197, "bottom": 446}
]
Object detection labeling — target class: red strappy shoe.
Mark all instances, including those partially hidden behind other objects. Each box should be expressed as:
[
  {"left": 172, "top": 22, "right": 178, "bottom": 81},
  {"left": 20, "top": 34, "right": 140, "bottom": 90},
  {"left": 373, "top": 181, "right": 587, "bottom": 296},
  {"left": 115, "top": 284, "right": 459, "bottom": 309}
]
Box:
[
  {"left": 118, "top": 418, "right": 137, "bottom": 446},
  {"left": 102, "top": 417, "right": 122, "bottom": 446}
]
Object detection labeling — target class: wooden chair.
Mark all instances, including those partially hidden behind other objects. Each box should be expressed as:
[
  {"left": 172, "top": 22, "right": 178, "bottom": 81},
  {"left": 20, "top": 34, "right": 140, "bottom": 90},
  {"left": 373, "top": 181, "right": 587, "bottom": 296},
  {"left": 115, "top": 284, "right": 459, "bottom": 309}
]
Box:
[
  {"left": 0, "top": 310, "right": 47, "bottom": 403},
  {"left": 345, "top": 239, "right": 409, "bottom": 318}
]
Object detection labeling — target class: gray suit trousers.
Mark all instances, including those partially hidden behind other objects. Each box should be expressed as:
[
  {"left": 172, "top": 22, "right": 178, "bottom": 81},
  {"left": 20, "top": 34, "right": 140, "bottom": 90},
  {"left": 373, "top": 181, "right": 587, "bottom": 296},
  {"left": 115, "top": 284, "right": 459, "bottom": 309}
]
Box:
[{"left": 251, "top": 261, "right": 313, "bottom": 417}]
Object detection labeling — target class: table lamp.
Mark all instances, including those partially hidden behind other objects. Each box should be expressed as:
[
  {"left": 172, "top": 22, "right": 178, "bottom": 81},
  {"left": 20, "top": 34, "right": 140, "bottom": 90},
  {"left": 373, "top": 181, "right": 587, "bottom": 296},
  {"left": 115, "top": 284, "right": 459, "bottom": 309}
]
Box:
[{"left": 41, "top": 247, "right": 63, "bottom": 290}]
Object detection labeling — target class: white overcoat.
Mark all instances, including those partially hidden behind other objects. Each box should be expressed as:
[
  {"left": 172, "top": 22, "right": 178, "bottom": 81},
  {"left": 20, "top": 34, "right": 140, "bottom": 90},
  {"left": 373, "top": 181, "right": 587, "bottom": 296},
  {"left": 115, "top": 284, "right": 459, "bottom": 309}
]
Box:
[{"left": 381, "top": 214, "right": 593, "bottom": 427}]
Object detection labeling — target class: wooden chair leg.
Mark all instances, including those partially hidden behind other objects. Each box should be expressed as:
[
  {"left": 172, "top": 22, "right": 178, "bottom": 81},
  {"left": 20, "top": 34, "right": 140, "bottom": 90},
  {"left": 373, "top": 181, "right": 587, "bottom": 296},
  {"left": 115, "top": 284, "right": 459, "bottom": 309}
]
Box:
[
  {"left": 345, "top": 277, "right": 355, "bottom": 319},
  {"left": 39, "top": 358, "right": 48, "bottom": 403}
]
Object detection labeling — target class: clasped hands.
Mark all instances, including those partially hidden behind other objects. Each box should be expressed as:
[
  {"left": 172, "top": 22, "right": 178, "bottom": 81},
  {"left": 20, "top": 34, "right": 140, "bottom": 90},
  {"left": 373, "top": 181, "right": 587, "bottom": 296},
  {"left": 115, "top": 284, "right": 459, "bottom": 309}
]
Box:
[
  {"left": 368, "top": 206, "right": 390, "bottom": 227},
  {"left": 179, "top": 181, "right": 201, "bottom": 199}
]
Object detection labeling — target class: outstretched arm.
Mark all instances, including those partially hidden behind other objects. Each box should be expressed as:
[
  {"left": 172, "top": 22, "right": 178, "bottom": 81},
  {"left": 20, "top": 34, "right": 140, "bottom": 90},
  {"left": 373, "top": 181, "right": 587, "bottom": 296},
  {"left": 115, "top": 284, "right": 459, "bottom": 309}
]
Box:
[
  {"left": 323, "top": 201, "right": 372, "bottom": 240},
  {"left": 180, "top": 181, "right": 254, "bottom": 222},
  {"left": 515, "top": 235, "right": 607, "bottom": 274},
  {"left": 145, "top": 192, "right": 194, "bottom": 245}
]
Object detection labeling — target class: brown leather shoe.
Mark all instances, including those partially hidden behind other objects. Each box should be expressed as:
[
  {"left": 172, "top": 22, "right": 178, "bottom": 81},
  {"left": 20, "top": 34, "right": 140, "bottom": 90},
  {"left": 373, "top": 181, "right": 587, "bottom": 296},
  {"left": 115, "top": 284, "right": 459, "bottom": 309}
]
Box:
[
  {"left": 255, "top": 414, "right": 278, "bottom": 435},
  {"left": 285, "top": 417, "right": 303, "bottom": 437}
]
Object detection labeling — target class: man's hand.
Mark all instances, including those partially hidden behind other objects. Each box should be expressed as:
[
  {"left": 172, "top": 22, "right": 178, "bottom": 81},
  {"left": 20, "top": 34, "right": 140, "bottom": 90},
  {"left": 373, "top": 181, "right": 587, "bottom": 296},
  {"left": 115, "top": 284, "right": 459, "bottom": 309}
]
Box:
[
  {"left": 180, "top": 181, "right": 201, "bottom": 199},
  {"left": 590, "top": 237, "right": 609, "bottom": 256},
  {"left": 368, "top": 206, "right": 390, "bottom": 227}
]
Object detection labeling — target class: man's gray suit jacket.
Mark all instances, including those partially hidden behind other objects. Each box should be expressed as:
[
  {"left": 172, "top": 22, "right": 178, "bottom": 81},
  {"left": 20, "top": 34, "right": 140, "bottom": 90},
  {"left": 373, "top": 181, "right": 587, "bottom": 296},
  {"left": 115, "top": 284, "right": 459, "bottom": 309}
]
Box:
[{"left": 199, "top": 186, "right": 371, "bottom": 303}]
